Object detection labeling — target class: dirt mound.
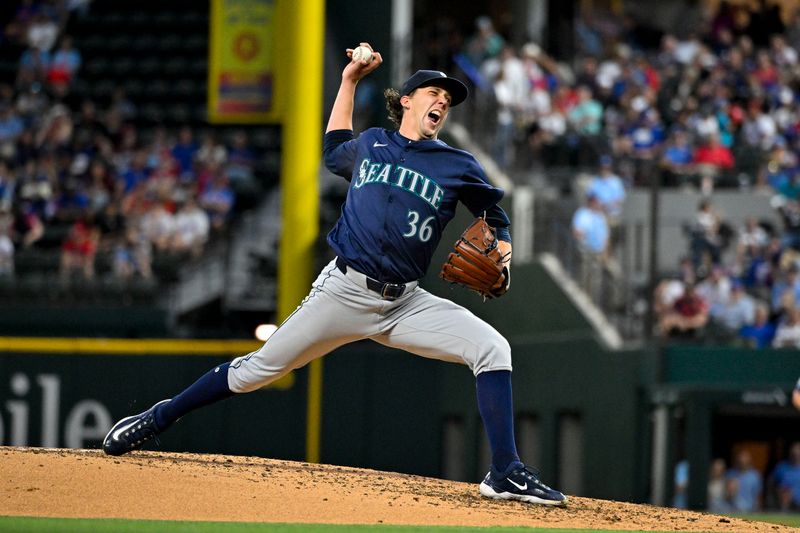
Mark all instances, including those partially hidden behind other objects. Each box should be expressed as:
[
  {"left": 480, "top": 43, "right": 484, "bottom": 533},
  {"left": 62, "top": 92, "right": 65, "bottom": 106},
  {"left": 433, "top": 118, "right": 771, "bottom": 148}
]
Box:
[{"left": 0, "top": 447, "right": 793, "bottom": 531}]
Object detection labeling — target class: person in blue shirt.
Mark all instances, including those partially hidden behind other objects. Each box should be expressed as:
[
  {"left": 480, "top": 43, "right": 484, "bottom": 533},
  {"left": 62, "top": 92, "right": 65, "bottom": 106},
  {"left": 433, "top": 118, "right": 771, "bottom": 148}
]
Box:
[
  {"left": 660, "top": 129, "right": 694, "bottom": 187},
  {"left": 170, "top": 126, "right": 199, "bottom": 179},
  {"left": 586, "top": 155, "right": 626, "bottom": 220},
  {"left": 774, "top": 442, "right": 800, "bottom": 510},
  {"left": 101, "top": 42, "right": 566, "bottom": 507},
  {"left": 572, "top": 193, "right": 609, "bottom": 256},
  {"left": 726, "top": 448, "right": 762, "bottom": 512},
  {"left": 738, "top": 301, "right": 775, "bottom": 348}
]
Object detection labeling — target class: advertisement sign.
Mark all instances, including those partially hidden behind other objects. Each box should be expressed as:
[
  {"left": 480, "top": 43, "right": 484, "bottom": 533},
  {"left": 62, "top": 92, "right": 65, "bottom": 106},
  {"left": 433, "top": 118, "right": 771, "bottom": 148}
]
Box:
[
  {"left": 0, "top": 349, "right": 303, "bottom": 459},
  {"left": 208, "top": 0, "right": 281, "bottom": 123}
]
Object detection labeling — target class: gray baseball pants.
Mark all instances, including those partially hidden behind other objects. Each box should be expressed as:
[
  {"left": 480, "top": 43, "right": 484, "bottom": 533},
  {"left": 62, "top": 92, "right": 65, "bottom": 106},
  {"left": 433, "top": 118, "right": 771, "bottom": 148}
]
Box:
[{"left": 227, "top": 258, "right": 512, "bottom": 393}]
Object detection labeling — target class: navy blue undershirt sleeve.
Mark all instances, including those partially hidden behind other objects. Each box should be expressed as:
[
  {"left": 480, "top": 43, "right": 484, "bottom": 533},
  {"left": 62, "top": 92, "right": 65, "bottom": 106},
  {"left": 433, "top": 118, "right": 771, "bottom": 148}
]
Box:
[
  {"left": 323, "top": 129, "right": 357, "bottom": 179},
  {"left": 486, "top": 205, "right": 512, "bottom": 243}
]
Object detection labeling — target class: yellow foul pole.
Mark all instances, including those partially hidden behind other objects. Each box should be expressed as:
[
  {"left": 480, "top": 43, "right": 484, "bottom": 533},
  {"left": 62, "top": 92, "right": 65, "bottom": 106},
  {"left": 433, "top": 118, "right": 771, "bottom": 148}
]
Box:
[{"left": 278, "top": 0, "right": 325, "bottom": 463}]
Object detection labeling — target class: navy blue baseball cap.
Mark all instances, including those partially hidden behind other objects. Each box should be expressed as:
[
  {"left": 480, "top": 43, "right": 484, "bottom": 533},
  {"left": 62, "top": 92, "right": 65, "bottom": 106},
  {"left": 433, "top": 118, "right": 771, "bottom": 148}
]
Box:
[{"left": 401, "top": 70, "right": 469, "bottom": 106}]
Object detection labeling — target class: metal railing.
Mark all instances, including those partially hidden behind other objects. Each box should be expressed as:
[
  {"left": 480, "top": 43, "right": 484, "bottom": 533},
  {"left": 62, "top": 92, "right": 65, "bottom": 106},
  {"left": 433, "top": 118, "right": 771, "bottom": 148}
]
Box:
[{"left": 542, "top": 217, "right": 647, "bottom": 341}]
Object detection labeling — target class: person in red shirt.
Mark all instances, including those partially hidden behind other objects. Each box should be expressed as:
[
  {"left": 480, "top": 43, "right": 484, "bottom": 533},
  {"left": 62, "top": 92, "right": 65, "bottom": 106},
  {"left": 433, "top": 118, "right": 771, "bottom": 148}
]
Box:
[
  {"left": 694, "top": 133, "right": 735, "bottom": 194},
  {"left": 657, "top": 283, "right": 709, "bottom": 337},
  {"left": 59, "top": 216, "right": 99, "bottom": 281}
]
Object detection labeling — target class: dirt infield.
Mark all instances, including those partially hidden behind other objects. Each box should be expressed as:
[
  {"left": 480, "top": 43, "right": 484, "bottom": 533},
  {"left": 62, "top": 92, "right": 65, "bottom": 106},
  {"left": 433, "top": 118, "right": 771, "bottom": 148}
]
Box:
[{"left": 1, "top": 447, "right": 795, "bottom": 532}]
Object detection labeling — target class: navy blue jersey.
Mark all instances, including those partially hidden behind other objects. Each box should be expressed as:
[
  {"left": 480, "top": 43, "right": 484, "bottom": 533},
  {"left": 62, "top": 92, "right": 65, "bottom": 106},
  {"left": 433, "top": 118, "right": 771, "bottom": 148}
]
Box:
[{"left": 323, "top": 127, "right": 510, "bottom": 283}]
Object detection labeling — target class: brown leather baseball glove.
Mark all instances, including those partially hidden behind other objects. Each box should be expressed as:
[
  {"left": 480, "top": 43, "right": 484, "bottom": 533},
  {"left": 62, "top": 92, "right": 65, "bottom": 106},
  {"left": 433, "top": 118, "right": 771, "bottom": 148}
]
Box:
[{"left": 439, "top": 218, "right": 510, "bottom": 299}]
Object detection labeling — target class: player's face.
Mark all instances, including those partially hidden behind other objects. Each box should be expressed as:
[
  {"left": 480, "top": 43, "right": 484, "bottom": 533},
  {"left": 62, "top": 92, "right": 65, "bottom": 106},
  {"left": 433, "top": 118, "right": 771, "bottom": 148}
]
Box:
[{"left": 401, "top": 86, "right": 451, "bottom": 140}]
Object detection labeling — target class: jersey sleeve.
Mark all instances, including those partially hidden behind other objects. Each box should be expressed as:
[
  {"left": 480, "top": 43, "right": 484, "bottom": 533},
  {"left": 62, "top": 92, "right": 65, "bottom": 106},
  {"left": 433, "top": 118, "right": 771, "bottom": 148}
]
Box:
[
  {"left": 458, "top": 156, "right": 511, "bottom": 242},
  {"left": 323, "top": 129, "right": 357, "bottom": 180}
]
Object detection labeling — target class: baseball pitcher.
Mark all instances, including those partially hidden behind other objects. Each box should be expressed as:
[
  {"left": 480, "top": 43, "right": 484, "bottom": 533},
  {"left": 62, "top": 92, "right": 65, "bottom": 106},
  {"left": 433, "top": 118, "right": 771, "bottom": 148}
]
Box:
[{"left": 103, "top": 42, "right": 566, "bottom": 506}]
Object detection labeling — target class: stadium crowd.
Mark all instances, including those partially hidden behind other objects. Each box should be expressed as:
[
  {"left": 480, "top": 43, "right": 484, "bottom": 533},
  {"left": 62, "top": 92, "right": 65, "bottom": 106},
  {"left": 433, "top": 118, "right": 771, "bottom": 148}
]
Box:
[
  {"left": 7, "top": 0, "right": 800, "bottom": 350},
  {"left": 0, "top": 0, "right": 254, "bottom": 284},
  {"left": 413, "top": 2, "right": 800, "bottom": 349}
]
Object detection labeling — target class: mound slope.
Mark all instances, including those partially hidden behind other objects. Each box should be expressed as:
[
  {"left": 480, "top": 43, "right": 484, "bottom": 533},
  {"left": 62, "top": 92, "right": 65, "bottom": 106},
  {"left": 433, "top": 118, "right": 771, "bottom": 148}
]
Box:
[{"left": 0, "top": 447, "right": 793, "bottom": 531}]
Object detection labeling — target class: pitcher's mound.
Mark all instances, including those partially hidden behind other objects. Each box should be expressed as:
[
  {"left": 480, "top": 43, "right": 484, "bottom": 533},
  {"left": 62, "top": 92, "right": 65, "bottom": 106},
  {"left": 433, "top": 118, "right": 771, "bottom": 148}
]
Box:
[{"left": 0, "top": 447, "right": 790, "bottom": 531}]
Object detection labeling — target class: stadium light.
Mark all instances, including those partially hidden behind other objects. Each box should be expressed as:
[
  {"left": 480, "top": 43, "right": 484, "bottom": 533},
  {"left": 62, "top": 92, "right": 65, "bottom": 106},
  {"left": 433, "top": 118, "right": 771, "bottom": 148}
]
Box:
[{"left": 254, "top": 324, "right": 278, "bottom": 341}]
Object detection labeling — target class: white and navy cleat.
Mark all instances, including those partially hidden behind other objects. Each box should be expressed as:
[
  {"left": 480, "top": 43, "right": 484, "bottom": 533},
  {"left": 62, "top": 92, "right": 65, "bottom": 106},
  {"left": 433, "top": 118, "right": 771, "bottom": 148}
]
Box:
[
  {"left": 480, "top": 464, "right": 567, "bottom": 506},
  {"left": 102, "top": 399, "right": 171, "bottom": 456}
]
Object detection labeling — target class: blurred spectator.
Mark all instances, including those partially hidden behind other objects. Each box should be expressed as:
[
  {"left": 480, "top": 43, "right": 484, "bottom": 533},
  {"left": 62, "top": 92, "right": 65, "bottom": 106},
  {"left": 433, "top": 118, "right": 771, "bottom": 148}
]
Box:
[
  {"left": 59, "top": 215, "right": 99, "bottom": 281},
  {"left": 769, "top": 265, "right": 800, "bottom": 314},
  {"left": 118, "top": 150, "right": 150, "bottom": 196},
  {"left": 5, "top": 0, "right": 41, "bottom": 45},
  {"left": 735, "top": 217, "right": 769, "bottom": 268},
  {"left": 55, "top": 177, "right": 89, "bottom": 222},
  {"left": 772, "top": 307, "right": 800, "bottom": 348},
  {"left": 72, "top": 99, "right": 105, "bottom": 141},
  {"left": 195, "top": 132, "right": 227, "bottom": 170},
  {"left": 109, "top": 86, "right": 137, "bottom": 122},
  {"left": 586, "top": 155, "right": 626, "bottom": 221},
  {"left": 145, "top": 126, "right": 171, "bottom": 169},
  {"left": 140, "top": 201, "right": 175, "bottom": 253},
  {"left": 0, "top": 106, "right": 25, "bottom": 153},
  {"left": 771, "top": 34, "right": 797, "bottom": 67},
  {"left": 654, "top": 277, "right": 686, "bottom": 320},
  {"left": 47, "top": 35, "right": 81, "bottom": 96},
  {"left": 696, "top": 265, "right": 732, "bottom": 312},
  {"left": 688, "top": 200, "right": 724, "bottom": 275},
  {"left": 659, "top": 129, "right": 695, "bottom": 187},
  {"left": 774, "top": 197, "right": 800, "bottom": 251},
  {"left": 85, "top": 159, "right": 113, "bottom": 214},
  {"left": 26, "top": 12, "right": 58, "bottom": 53},
  {"left": 707, "top": 458, "right": 733, "bottom": 513},
  {"left": 17, "top": 47, "right": 50, "bottom": 87},
  {"left": 693, "top": 133, "right": 734, "bottom": 195},
  {"left": 778, "top": 171, "right": 800, "bottom": 202},
  {"left": 657, "top": 282, "right": 709, "bottom": 337},
  {"left": 0, "top": 160, "right": 15, "bottom": 211},
  {"left": 95, "top": 199, "right": 125, "bottom": 248},
  {"left": 145, "top": 155, "right": 178, "bottom": 204},
  {"left": 673, "top": 459, "right": 689, "bottom": 509},
  {"left": 170, "top": 196, "right": 209, "bottom": 258},
  {"left": 113, "top": 226, "right": 152, "bottom": 281},
  {"left": 627, "top": 109, "right": 665, "bottom": 164},
  {"left": 708, "top": 280, "right": 756, "bottom": 341},
  {"left": 171, "top": 126, "right": 199, "bottom": 180},
  {"left": 464, "top": 16, "right": 505, "bottom": 66},
  {"left": 8, "top": 200, "right": 43, "bottom": 249},
  {"left": 226, "top": 130, "right": 257, "bottom": 188},
  {"left": 490, "top": 64, "right": 519, "bottom": 170},
  {"left": 37, "top": 103, "right": 73, "bottom": 152},
  {"left": 758, "top": 140, "right": 795, "bottom": 192},
  {"left": 738, "top": 302, "right": 776, "bottom": 348},
  {"left": 199, "top": 173, "right": 235, "bottom": 231},
  {"left": 571, "top": 193, "right": 609, "bottom": 258},
  {"left": 568, "top": 85, "right": 603, "bottom": 137},
  {"left": 776, "top": 442, "right": 800, "bottom": 511},
  {"left": 0, "top": 211, "right": 13, "bottom": 277},
  {"left": 726, "top": 448, "right": 762, "bottom": 512}
]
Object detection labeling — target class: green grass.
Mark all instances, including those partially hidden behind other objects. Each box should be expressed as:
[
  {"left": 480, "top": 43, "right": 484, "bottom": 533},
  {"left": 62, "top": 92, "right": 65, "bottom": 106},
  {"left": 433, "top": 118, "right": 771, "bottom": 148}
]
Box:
[
  {"left": 738, "top": 513, "right": 800, "bottom": 527},
  {"left": 0, "top": 516, "right": 734, "bottom": 533},
  {"left": 4, "top": 515, "right": 800, "bottom": 533}
]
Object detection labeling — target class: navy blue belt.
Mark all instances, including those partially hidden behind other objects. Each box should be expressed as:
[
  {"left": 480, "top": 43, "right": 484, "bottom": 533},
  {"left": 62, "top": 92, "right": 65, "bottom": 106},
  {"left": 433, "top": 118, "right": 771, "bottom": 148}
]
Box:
[{"left": 335, "top": 257, "right": 408, "bottom": 300}]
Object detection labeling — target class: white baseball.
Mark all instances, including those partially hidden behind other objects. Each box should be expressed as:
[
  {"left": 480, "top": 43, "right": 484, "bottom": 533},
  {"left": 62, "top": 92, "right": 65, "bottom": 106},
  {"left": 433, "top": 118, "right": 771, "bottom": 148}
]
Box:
[{"left": 351, "top": 46, "right": 373, "bottom": 64}]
